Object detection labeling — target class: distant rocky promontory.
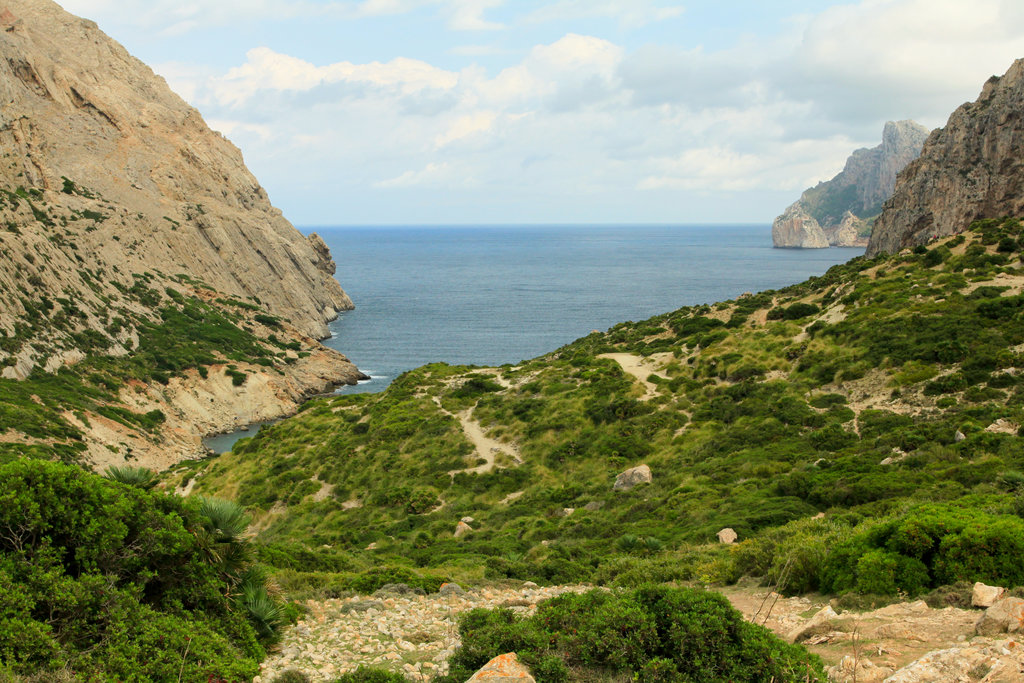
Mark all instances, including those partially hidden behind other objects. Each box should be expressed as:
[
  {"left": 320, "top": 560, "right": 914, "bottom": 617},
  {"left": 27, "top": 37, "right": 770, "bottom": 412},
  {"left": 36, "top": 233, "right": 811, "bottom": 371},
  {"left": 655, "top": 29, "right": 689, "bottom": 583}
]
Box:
[
  {"left": 773, "top": 120, "right": 930, "bottom": 248},
  {"left": 868, "top": 58, "right": 1024, "bottom": 256}
]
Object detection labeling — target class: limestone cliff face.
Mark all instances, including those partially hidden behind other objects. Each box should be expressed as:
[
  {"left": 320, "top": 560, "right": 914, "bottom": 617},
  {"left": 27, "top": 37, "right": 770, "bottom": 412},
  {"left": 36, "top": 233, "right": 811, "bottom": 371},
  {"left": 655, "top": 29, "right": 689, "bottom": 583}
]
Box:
[
  {"left": 0, "top": 1, "right": 366, "bottom": 468},
  {"left": 868, "top": 59, "right": 1024, "bottom": 256},
  {"left": 0, "top": 0, "right": 352, "bottom": 345},
  {"left": 773, "top": 121, "right": 929, "bottom": 248},
  {"left": 772, "top": 202, "right": 829, "bottom": 248}
]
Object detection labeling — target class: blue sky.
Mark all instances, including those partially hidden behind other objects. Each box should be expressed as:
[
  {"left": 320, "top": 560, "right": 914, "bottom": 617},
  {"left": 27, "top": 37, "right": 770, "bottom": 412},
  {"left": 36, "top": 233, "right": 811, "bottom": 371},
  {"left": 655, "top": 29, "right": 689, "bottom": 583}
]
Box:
[{"left": 60, "top": 0, "right": 1024, "bottom": 225}]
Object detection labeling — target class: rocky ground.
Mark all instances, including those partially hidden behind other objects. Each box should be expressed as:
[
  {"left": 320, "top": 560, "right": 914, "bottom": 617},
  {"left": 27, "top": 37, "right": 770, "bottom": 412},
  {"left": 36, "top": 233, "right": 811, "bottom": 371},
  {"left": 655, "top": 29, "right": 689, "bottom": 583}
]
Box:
[
  {"left": 255, "top": 582, "right": 1024, "bottom": 682},
  {"left": 254, "top": 584, "right": 590, "bottom": 682}
]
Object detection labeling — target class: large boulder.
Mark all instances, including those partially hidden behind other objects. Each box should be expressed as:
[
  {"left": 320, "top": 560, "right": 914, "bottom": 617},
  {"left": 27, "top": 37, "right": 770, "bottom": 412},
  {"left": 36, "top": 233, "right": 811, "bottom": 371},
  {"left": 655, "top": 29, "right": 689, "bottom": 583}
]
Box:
[
  {"left": 466, "top": 653, "right": 536, "bottom": 682},
  {"left": 786, "top": 605, "right": 840, "bottom": 643},
  {"left": 972, "top": 582, "right": 1006, "bottom": 608},
  {"left": 716, "top": 528, "right": 738, "bottom": 544},
  {"left": 975, "top": 597, "right": 1024, "bottom": 636},
  {"left": 613, "top": 464, "right": 652, "bottom": 491}
]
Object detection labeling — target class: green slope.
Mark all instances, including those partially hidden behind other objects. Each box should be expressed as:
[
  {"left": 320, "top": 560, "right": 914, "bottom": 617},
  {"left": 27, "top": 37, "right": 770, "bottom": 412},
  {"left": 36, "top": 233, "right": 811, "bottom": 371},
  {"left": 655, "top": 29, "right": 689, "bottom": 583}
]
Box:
[{"left": 189, "top": 218, "right": 1024, "bottom": 598}]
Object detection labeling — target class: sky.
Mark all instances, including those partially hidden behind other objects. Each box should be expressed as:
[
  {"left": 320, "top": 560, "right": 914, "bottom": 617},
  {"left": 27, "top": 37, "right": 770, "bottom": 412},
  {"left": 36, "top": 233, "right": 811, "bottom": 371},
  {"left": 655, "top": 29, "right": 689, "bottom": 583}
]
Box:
[{"left": 59, "top": 0, "right": 1024, "bottom": 225}]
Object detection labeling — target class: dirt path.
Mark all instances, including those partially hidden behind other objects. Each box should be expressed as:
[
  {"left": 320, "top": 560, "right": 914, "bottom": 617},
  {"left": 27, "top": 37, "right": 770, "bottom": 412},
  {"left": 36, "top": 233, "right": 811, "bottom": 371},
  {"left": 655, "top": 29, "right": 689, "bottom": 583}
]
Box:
[
  {"left": 434, "top": 398, "right": 521, "bottom": 476},
  {"left": 598, "top": 353, "right": 670, "bottom": 400}
]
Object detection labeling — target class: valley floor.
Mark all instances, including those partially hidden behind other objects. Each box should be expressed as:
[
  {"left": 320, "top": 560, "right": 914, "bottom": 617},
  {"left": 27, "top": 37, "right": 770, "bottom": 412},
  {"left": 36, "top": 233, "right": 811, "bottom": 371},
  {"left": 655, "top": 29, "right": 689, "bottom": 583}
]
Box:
[{"left": 255, "top": 584, "right": 1024, "bottom": 682}]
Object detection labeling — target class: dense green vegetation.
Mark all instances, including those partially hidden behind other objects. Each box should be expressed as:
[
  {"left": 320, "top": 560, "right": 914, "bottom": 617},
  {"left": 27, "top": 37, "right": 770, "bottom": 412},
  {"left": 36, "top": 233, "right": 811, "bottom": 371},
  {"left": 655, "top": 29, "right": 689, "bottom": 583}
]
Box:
[
  {"left": 6, "top": 216, "right": 1024, "bottom": 680},
  {"left": 439, "top": 586, "right": 826, "bottom": 682},
  {"left": 189, "top": 218, "right": 1024, "bottom": 601},
  {"left": 0, "top": 277, "right": 300, "bottom": 465},
  {"left": 0, "top": 459, "right": 293, "bottom": 681}
]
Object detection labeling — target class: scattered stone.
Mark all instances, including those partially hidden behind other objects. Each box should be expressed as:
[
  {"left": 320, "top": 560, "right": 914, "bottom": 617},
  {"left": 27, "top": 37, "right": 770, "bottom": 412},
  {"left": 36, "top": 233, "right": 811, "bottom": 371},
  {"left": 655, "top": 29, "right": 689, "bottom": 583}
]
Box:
[
  {"left": 561, "top": 508, "right": 575, "bottom": 517},
  {"left": 613, "top": 464, "right": 652, "bottom": 491},
  {"left": 812, "top": 512, "right": 826, "bottom": 520},
  {"left": 954, "top": 430, "right": 966, "bottom": 442},
  {"left": 522, "top": 582, "right": 538, "bottom": 589},
  {"left": 976, "top": 597, "right": 1024, "bottom": 636},
  {"left": 339, "top": 600, "right": 385, "bottom": 614},
  {"left": 716, "top": 528, "right": 738, "bottom": 544},
  {"left": 972, "top": 582, "right": 1006, "bottom": 608},
  {"left": 461, "top": 516, "right": 475, "bottom": 524},
  {"left": 365, "top": 542, "right": 378, "bottom": 551},
  {"left": 787, "top": 605, "right": 840, "bottom": 643},
  {"left": 466, "top": 653, "right": 536, "bottom": 682},
  {"left": 438, "top": 583, "right": 466, "bottom": 597},
  {"left": 454, "top": 521, "right": 473, "bottom": 538},
  {"left": 826, "top": 655, "right": 891, "bottom": 683}
]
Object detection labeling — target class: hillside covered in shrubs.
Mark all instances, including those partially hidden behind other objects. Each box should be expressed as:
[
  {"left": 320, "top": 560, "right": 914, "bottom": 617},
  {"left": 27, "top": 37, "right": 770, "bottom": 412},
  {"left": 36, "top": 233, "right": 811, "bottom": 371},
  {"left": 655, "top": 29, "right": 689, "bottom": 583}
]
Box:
[{"left": 186, "top": 217, "right": 1024, "bottom": 605}]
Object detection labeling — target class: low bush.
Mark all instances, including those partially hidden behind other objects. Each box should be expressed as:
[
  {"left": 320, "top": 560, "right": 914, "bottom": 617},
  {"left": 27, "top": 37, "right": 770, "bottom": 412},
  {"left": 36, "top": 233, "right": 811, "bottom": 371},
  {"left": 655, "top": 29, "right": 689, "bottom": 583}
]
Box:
[{"left": 437, "top": 586, "right": 826, "bottom": 682}]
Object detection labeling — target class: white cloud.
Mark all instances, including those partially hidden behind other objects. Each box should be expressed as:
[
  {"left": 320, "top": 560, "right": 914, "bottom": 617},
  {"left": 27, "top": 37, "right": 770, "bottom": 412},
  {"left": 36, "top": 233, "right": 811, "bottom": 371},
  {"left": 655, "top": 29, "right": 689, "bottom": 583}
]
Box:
[
  {"left": 110, "top": 0, "right": 1024, "bottom": 223},
  {"left": 211, "top": 47, "right": 459, "bottom": 107},
  {"left": 434, "top": 111, "right": 498, "bottom": 148}
]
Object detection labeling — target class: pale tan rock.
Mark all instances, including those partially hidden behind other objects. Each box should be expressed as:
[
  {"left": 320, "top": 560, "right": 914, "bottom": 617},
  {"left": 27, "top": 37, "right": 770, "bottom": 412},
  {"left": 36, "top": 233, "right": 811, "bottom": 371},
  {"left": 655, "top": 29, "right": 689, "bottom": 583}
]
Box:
[
  {"left": 976, "top": 597, "right": 1024, "bottom": 636},
  {"left": 772, "top": 202, "right": 829, "bottom": 248},
  {"left": 0, "top": 0, "right": 353, "bottom": 343},
  {"left": 454, "top": 521, "right": 473, "bottom": 538},
  {"left": 775, "top": 120, "right": 928, "bottom": 249},
  {"left": 972, "top": 582, "right": 1006, "bottom": 608},
  {"left": 717, "top": 527, "right": 738, "bottom": 544},
  {"left": 466, "top": 653, "right": 536, "bottom": 682},
  {"left": 869, "top": 59, "right": 1024, "bottom": 255},
  {"left": 826, "top": 655, "right": 890, "bottom": 683},
  {"left": 613, "top": 464, "right": 652, "bottom": 491},
  {"left": 0, "top": 0, "right": 366, "bottom": 467},
  {"left": 786, "top": 605, "right": 839, "bottom": 643}
]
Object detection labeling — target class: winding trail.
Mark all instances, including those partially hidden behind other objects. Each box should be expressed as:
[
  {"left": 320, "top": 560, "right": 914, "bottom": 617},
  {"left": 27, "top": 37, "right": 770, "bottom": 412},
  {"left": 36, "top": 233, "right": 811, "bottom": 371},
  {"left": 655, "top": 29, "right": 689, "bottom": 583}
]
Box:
[
  {"left": 598, "top": 353, "right": 670, "bottom": 400},
  {"left": 433, "top": 397, "right": 522, "bottom": 476}
]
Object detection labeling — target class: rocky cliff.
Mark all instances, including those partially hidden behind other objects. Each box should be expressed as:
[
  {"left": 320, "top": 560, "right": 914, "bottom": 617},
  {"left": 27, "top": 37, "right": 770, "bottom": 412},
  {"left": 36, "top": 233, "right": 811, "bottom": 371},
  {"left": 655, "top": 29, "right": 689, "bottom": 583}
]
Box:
[
  {"left": 0, "top": 0, "right": 352, "bottom": 352},
  {"left": 773, "top": 120, "right": 930, "bottom": 248},
  {"left": 0, "top": 0, "right": 365, "bottom": 469},
  {"left": 868, "top": 59, "right": 1024, "bottom": 256}
]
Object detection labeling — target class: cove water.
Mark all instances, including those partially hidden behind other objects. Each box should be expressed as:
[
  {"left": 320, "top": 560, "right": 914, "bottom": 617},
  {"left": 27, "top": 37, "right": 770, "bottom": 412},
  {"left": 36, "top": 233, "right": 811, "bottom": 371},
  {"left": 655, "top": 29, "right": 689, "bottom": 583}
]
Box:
[{"left": 314, "top": 225, "right": 863, "bottom": 394}]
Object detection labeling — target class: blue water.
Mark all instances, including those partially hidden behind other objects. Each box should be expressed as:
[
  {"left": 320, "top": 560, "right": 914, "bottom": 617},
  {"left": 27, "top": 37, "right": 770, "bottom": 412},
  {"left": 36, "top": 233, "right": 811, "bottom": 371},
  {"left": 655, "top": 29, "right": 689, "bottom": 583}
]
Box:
[{"left": 312, "top": 225, "right": 863, "bottom": 395}]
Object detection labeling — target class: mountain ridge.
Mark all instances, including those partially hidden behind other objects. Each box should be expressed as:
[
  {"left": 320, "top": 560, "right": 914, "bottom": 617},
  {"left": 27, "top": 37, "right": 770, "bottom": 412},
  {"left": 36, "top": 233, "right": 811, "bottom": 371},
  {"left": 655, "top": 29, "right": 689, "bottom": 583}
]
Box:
[
  {"left": 868, "top": 58, "right": 1024, "bottom": 255},
  {"left": 773, "top": 120, "right": 929, "bottom": 249}
]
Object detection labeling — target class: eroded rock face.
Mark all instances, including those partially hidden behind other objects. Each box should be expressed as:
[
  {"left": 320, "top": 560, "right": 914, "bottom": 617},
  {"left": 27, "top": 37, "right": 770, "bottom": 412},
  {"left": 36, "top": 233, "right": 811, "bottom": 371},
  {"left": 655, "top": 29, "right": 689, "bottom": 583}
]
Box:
[
  {"left": 975, "top": 597, "right": 1024, "bottom": 636},
  {"left": 0, "top": 0, "right": 352, "bottom": 346},
  {"left": 868, "top": 59, "right": 1024, "bottom": 256},
  {"left": 774, "top": 120, "right": 929, "bottom": 248},
  {"left": 771, "top": 202, "right": 829, "bottom": 248}
]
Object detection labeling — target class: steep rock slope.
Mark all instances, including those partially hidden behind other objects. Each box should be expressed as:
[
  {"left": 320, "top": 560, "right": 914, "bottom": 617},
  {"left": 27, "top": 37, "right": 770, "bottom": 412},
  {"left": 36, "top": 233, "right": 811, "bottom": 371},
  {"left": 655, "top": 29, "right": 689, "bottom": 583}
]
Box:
[
  {"left": 0, "top": 0, "right": 352, "bottom": 352},
  {"left": 774, "top": 120, "right": 929, "bottom": 248},
  {"left": 0, "top": 1, "right": 365, "bottom": 470},
  {"left": 868, "top": 59, "right": 1024, "bottom": 255}
]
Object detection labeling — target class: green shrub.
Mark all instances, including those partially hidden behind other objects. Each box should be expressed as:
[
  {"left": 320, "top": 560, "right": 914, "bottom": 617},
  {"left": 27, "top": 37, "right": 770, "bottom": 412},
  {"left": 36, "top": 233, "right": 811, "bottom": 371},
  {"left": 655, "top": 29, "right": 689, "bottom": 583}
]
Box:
[
  {"left": 334, "top": 667, "right": 408, "bottom": 682},
  {"left": 437, "top": 587, "right": 825, "bottom": 682},
  {"left": 0, "top": 459, "right": 263, "bottom": 680},
  {"left": 821, "top": 504, "right": 1024, "bottom": 596}
]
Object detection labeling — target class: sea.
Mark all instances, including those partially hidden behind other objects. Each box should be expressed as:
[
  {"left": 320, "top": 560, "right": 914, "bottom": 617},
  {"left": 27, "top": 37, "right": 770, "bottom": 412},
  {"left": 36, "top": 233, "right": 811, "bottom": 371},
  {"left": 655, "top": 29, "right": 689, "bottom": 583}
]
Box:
[
  {"left": 318, "top": 224, "right": 862, "bottom": 392},
  {"left": 204, "top": 225, "right": 861, "bottom": 452}
]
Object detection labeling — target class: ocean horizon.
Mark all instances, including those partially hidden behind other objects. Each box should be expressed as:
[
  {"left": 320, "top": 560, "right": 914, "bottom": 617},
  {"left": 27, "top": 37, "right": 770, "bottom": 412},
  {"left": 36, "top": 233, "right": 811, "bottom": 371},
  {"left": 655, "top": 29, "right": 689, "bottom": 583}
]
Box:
[{"left": 313, "top": 224, "right": 863, "bottom": 393}]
